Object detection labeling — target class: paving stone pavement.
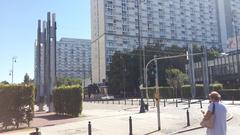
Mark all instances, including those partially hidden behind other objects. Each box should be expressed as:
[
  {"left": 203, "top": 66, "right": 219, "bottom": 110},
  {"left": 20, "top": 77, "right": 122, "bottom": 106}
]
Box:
[{"left": 1, "top": 100, "right": 239, "bottom": 135}]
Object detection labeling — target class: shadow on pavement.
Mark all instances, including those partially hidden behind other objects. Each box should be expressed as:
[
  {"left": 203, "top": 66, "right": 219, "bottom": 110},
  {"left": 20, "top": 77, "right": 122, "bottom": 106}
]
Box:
[
  {"left": 144, "top": 129, "right": 160, "bottom": 135},
  {"left": 34, "top": 112, "right": 73, "bottom": 121}
]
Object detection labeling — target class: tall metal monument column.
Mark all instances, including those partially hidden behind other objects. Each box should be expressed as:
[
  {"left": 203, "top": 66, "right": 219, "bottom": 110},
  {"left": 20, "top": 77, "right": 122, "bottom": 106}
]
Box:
[{"left": 35, "top": 12, "right": 57, "bottom": 112}]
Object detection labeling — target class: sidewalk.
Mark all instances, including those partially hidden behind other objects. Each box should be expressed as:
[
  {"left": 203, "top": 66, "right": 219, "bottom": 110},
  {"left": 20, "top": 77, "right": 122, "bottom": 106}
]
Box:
[{"left": 1, "top": 100, "right": 237, "bottom": 135}]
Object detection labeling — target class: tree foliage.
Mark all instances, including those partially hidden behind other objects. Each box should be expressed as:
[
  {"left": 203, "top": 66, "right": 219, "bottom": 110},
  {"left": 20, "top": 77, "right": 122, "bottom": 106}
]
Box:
[
  {"left": 107, "top": 43, "right": 221, "bottom": 98},
  {"left": 53, "top": 85, "right": 82, "bottom": 117},
  {"left": 56, "top": 77, "right": 82, "bottom": 87},
  {"left": 0, "top": 85, "right": 34, "bottom": 129},
  {"left": 166, "top": 68, "right": 188, "bottom": 89},
  {"left": 108, "top": 51, "right": 140, "bottom": 97},
  {"left": 0, "top": 81, "right": 9, "bottom": 84},
  {"left": 192, "top": 44, "right": 221, "bottom": 62},
  {"left": 166, "top": 68, "right": 188, "bottom": 98},
  {"left": 23, "top": 73, "right": 30, "bottom": 84},
  {"left": 108, "top": 44, "right": 186, "bottom": 97}
]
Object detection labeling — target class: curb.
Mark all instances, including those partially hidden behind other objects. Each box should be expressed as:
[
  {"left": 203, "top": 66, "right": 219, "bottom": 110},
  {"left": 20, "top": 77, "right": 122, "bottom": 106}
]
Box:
[{"left": 170, "top": 112, "right": 233, "bottom": 135}]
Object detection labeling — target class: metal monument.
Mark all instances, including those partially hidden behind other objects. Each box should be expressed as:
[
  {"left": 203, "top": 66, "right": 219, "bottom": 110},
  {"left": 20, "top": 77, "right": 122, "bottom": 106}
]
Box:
[{"left": 35, "top": 12, "right": 56, "bottom": 112}]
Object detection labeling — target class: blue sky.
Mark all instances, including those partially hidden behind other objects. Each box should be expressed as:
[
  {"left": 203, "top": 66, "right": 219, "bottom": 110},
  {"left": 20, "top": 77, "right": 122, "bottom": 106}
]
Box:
[{"left": 0, "top": 0, "right": 90, "bottom": 83}]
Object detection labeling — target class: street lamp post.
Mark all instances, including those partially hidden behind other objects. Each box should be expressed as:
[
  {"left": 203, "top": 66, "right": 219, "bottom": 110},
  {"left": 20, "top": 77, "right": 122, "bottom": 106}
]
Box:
[
  {"left": 145, "top": 53, "right": 203, "bottom": 131},
  {"left": 9, "top": 57, "right": 17, "bottom": 84},
  {"left": 136, "top": 0, "right": 147, "bottom": 112},
  {"left": 154, "top": 55, "right": 161, "bottom": 130}
]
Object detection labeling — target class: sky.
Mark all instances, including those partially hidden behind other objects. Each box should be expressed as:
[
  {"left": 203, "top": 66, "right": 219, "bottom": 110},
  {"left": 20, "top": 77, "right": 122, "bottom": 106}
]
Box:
[{"left": 0, "top": 0, "right": 91, "bottom": 83}]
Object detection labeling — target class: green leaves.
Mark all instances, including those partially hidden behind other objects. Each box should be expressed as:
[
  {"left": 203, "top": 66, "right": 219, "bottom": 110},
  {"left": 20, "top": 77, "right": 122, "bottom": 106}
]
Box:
[
  {"left": 56, "top": 77, "right": 82, "bottom": 87},
  {"left": 53, "top": 85, "right": 82, "bottom": 117},
  {"left": 0, "top": 84, "right": 35, "bottom": 129},
  {"left": 166, "top": 68, "right": 188, "bottom": 89}
]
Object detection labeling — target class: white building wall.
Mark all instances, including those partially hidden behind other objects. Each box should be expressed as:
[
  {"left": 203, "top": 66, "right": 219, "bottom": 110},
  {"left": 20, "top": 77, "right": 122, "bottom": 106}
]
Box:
[
  {"left": 91, "top": 0, "right": 236, "bottom": 83},
  {"left": 218, "top": 0, "right": 228, "bottom": 51},
  {"left": 56, "top": 38, "right": 91, "bottom": 79}
]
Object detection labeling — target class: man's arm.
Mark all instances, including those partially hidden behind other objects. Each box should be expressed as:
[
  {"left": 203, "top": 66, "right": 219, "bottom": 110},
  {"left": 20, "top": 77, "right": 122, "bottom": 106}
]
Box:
[{"left": 204, "top": 111, "right": 212, "bottom": 120}]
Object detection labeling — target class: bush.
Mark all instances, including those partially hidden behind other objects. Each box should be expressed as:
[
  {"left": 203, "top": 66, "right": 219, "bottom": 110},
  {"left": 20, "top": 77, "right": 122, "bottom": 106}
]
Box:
[
  {"left": 209, "top": 83, "right": 223, "bottom": 91},
  {"left": 217, "top": 89, "right": 240, "bottom": 100},
  {"left": 181, "top": 85, "right": 191, "bottom": 98},
  {"left": 181, "top": 83, "right": 223, "bottom": 98},
  {"left": 142, "top": 87, "right": 174, "bottom": 99},
  {"left": 53, "top": 85, "right": 82, "bottom": 117},
  {"left": 141, "top": 83, "right": 223, "bottom": 99},
  {"left": 0, "top": 84, "right": 35, "bottom": 129}
]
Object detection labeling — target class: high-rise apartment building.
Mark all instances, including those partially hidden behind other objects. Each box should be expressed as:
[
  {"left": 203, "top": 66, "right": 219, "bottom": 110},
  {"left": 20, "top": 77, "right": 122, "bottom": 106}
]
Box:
[
  {"left": 219, "top": 0, "right": 240, "bottom": 51},
  {"left": 56, "top": 38, "right": 91, "bottom": 79},
  {"left": 91, "top": 0, "right": 240, "bottom": 83}
]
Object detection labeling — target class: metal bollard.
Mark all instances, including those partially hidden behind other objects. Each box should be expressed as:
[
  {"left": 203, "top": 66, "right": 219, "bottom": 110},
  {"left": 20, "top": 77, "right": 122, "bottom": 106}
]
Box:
[
  {"left": 125, "top": 99, "right": 127, "bottom": 105},
  {"left": 153, "top": 99, "right": 155, "bottom": 106},
  {"left": 188, "top": 98, "right": 191, "bottom": 108},
  {"left": 107, "top": 100, "right": 109, "bottom": 104},
  {"left": 164, "top": 99, "right": 166, "bottom": 107},
  {"left": 176, "top": 99, "right": 178, "bottom": 107},
  {"left": 29, "top": 128, "right": 41, "bottom": 135},
  {"left": 112, "top": 100, "right": 114, "bottom": 104},
  {"left": 129, "top": 116, "right": 133, "bottom": 135},
  {"left": 187, "top": 110, "right": 190, "bottom": 126},
  {"left": 88, "top": 121, "right": 92, "bottom": 135},
  {"left": 118, "top": 100, "right": 120, "bottom": 104},
  {"left": 200, "top": 99, "right": 202, "bottom": 108},
  {"left": 131, "top": 99, "right": 133, "bottom": 105},
  {"left": 232, "top": 96, "right": 234, "bottom": 105}
]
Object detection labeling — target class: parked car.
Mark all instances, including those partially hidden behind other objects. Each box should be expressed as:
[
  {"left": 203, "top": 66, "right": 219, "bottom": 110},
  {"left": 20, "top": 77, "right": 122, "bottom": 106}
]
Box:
[{"left": 101, "top": 95, "right": 115, "bottom": 100}]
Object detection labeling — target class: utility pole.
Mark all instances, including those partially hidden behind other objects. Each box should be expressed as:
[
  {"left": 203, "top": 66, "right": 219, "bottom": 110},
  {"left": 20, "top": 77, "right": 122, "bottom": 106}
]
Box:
[
  {"left": 187, "top": 44, "right": 196, "bottom": 98},
  {"left": 136, "top": 0, "right": 146, "bottom": 112},
  {"left": 137, "top": 0, "right": 143, "bottom": 85},
  {"left": 202, "top": 45, "right": 209, "bottom": 98}
]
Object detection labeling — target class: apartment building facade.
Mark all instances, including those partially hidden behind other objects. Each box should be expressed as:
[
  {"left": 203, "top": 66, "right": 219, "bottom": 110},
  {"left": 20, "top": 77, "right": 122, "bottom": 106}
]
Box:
[
  {"left": 56, "top": 38, "right": 91, "bottom": 79},
  {"left": 91, "top": 0, "right": 240, "bottom": 83}
]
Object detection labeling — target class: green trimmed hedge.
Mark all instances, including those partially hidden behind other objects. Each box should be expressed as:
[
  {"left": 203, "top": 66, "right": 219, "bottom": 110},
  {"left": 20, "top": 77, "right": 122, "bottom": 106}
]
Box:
[
  {"left": 181, "top": 84, "right": 205, "bottom": 98},
  {"left": 53, "top": 85, "right": 82, "bottom": 117},
  {"left": 217, "top": 89, "right": 240, "bottom": 100},
  {"left": 142, "top": 83, "right": 223, "bottom": 99},
  {"left": 0, "top": 84, "right": 35, "bottom": 129},
  {"left": 181, "top": 83, "right": 223, "bottom": 98},
  {"left": 142, "top": 87, "right": 174, "bottom": 99}
]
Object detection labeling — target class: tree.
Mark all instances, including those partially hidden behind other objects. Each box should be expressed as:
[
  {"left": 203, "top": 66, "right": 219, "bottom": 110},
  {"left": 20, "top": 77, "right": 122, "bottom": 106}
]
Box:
[
  {"left": 192, "top": 44, "right": 221, "bottom": 62},
  {"left": 107, "top": 43, "right": 221, "bottom": 98},
  {"left": 56, "top": 77, "right": 82, "bottom": 87},
  {"left": 107, "top": 44, "right": 187, "bottom": 97},
  {"left": 108, "top": 51, "right": 140, "bottom": 97},
  {"left": 165, "top": 68, "right": 188, "bottom": 99},
  {"left": 23, "top": 73, "right": 30, "bottom": 84},
  {"left": 208, "top": 47, "right": 221, "bottom": 60},
  {"left": 0, "top": 81, "right": 9, "bottom": 84}
]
